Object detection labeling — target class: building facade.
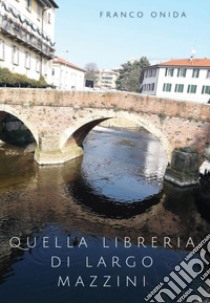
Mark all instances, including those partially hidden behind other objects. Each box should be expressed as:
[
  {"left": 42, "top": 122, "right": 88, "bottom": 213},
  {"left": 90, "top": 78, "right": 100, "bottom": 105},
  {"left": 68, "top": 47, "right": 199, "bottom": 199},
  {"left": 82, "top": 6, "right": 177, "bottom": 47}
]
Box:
[
  {"left": 51, "top": 57, "right": 85, "bottom": 90},
  {"left": 0, "top": 0, "right": 58, "bottom": 82},
  {"left": 95, "top": 69, "right": 119, "bottom": 89},
  {"left": 141, "top": 58, "right": 210, "bottom": 103}
]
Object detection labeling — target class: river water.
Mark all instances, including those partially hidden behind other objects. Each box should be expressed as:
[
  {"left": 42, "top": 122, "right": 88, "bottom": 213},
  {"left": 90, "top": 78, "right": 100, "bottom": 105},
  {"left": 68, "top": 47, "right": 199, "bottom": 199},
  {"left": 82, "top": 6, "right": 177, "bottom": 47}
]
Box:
[{"left": 0, "top": 127, "right": 209, "bottom": 303}]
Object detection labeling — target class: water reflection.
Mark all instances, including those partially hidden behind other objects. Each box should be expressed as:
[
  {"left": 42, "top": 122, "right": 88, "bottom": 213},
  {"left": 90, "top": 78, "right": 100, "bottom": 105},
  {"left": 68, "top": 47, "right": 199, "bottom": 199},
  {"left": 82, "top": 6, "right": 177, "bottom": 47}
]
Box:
[
  {"left": 66, "top": 173, "right": 162, "bottom": 219},
  {"left": 66, "top": 128, "right": 166, "bottom": 218},
  {"left": 0, "top": 127, "right": 209, "bottom": 303},
  {"left": 81, "top": 128, "right": 168, "bottom": 201},
  {"left": 195, "top": 180, "right": 210, "bottom": 224}
]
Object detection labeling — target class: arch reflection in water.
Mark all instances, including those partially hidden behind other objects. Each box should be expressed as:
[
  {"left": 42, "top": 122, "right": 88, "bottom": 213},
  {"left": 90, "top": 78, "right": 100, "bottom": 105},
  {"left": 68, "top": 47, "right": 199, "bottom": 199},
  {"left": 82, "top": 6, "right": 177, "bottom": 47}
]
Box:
[
  {"left": 66, "top": 127, "right": 168, "bottom": 219},
  {"left": 66, "top": 174, "right": 163, "bottom": 219}
]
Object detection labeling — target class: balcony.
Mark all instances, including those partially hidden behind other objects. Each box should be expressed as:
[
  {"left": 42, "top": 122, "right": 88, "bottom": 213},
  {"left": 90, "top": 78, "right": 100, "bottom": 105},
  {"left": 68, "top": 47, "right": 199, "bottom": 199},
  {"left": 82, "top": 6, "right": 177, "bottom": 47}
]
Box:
[
  {"left": 0, "top": 1, "right": 55, "bottom": 59},
  {"left": 1, "top": 15, "right": 54, "bottom": 59}
]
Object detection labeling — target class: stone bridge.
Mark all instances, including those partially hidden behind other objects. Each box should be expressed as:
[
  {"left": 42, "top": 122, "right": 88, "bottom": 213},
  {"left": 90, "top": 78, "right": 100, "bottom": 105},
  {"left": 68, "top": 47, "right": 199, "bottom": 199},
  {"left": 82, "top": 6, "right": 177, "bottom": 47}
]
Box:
[{"left": 0, "top": 88, "right": 209, "bottom": 166}]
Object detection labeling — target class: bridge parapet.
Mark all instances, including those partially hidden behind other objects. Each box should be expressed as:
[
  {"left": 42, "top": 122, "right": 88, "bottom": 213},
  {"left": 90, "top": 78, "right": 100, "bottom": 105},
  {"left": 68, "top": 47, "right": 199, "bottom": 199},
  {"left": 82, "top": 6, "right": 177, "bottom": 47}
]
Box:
[
  {"left": 0, "top": 88, "right": 209, "bottom": 170},
  {"left": 0, "top": 88, "right": 210, "bottom": 121}
]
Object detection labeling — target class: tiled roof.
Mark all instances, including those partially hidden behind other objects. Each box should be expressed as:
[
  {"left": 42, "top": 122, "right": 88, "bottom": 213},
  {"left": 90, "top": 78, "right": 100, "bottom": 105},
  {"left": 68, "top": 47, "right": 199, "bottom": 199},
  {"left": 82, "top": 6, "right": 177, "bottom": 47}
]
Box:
[
  {"left": 50, "top": 0, "right": 59, "bottom": 8},
  {"left": 159, "top": 58, "right": 210, "bottom": 68},
  {"left": 53, "top": 57, "right": 86, "bottom": 72},
  {"left": 49, "top": 0, "right": 59, "bottom": 8},
  {"left": 42, "top": 0, "right": 59, "bottom": 8}
]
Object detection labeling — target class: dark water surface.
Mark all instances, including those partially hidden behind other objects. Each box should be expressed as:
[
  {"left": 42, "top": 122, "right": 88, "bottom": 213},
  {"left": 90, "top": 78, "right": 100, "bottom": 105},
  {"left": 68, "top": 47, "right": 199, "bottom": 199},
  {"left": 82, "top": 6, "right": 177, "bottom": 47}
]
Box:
[{"left": 0, "top": 128, "right": 209, "bottom": 303}]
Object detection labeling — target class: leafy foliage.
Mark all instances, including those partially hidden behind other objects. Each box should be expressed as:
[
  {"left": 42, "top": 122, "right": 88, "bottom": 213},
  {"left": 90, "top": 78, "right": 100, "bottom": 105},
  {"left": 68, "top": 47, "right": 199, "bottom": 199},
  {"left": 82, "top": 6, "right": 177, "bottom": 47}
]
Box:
[
  {"left": 0, "top": 67, "right": 53, "bottom": 88},
  {"left": 116, "top": 57, "right": 150, "bottom": 92}
]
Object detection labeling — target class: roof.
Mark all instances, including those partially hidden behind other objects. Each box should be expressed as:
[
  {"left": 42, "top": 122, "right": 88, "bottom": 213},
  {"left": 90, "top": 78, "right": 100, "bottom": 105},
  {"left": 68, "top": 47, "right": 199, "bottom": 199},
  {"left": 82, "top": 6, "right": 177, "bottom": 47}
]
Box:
[
  {"left": 39, "top": 0, "right": 59, "bottom": 8},
  {"left": 53, "top": 57, "right": 86, "bottom": 72},
  {"left": 48, "top": 0, "right": 59, "bottom": 8},
  {"left": 159, "top": 58, "right": 210, "bottom": 68},
  {"left": 95, "top": 69, "right": 119, "bottom": 74}
]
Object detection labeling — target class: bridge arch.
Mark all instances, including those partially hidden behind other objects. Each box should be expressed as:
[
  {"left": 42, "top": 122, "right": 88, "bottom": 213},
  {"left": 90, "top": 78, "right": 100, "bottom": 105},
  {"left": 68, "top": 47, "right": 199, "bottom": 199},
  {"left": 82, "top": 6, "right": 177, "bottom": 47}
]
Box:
[
  {"left": 60, "top": 110, "right": 173, "bottom": 162},
  {"left": 0, "top": 104, "right": 39, "bottom": 145}
]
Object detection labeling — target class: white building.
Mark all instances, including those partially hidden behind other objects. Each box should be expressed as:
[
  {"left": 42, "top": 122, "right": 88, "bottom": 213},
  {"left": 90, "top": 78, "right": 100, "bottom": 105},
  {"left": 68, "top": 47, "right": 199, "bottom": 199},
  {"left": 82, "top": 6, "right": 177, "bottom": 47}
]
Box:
[
  {"left": 141, "top": 58, "right": 210, "bottom": 103},
  {"left": 95, "top": 69, "right": 119, "bottom": 89},
  {"left": 51, "top": 57, "right": 85, "bottom": 90},
  {"left": 0, "top": 0, "right": 58, "bottom": 83}
]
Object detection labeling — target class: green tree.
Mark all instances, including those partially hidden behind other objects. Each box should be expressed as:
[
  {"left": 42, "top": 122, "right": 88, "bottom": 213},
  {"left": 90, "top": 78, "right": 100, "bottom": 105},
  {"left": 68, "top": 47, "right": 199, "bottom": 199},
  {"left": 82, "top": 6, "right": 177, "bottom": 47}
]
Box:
[{"left": 116, "top": 57, "right": 150, "bottom": 92}]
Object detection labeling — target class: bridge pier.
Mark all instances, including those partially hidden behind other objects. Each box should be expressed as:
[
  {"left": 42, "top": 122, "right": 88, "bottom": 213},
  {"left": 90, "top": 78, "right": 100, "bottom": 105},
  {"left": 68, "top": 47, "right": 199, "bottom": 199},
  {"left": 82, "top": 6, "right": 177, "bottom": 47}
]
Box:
[
  {"left": 34, "top": 135, "right": 83, "bottom": 165},
  {"left": 164, "top": 147, "right": 200, "bottom": 187}
]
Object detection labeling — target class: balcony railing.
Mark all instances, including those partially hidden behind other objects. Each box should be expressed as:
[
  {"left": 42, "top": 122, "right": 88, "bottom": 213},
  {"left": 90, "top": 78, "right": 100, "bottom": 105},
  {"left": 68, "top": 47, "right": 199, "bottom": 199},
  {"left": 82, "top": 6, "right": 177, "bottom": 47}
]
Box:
[
  {"left": 0, "top": 1, "right": 56, "bottom": 58},
  {"left": 1, "top": 15, "right": 54, "bottom": 58}
]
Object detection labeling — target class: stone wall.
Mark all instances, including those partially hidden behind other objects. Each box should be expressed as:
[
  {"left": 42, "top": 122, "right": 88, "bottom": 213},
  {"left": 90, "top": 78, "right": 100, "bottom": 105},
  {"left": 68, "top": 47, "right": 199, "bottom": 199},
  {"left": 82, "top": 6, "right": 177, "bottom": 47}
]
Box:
[
  {"left": 0, "top": 89, "right": 209, "bottom": 118},
  {"left": 0, "top": 88, "right": 209, "bottom": 165}
]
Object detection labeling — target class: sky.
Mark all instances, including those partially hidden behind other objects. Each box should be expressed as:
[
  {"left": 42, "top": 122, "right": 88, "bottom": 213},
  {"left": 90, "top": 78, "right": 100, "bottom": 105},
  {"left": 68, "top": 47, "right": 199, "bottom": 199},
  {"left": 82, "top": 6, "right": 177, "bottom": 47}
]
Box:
[{"left": 54, "top": 0, "right": 210, "bottom": 69}]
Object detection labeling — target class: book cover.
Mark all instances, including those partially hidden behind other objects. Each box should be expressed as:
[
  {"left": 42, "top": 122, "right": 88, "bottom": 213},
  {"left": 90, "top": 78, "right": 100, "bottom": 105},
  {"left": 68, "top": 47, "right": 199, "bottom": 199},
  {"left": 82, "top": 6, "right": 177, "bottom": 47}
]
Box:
[{"left": 0, "top": 1, "right": 210, "bottom": 303}]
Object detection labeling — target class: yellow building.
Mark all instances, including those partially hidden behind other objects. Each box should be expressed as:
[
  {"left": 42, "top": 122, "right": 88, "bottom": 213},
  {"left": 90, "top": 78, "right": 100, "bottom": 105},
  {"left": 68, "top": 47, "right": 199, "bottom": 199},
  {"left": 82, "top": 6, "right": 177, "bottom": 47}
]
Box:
[
  {"left": 0, "top": 0, "right": 58, "bottom": 82},
  {"left": 95, "top": 69, "right": 119, "bottom": 90}
]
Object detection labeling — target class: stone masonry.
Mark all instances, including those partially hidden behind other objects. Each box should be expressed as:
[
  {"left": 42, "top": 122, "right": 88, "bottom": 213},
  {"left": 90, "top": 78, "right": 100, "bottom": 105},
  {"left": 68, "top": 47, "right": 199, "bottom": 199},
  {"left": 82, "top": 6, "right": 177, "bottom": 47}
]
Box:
[{"left": 0, "top": 88, "right": 209, "bottom": 165}]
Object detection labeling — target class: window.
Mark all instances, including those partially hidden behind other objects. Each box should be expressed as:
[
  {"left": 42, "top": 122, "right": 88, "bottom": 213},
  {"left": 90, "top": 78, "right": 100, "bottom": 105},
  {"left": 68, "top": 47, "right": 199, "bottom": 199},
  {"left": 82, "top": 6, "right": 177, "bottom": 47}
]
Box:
[
  {"left": 0, "top": 39, "right": 5, "bottom": 61},
  {"left": 187, "top": 85, "right": 197, "bottom": 94},
  {"left": 165, "top": 68, "right": 174, "bottom": 77},
  {"left": 47, "top": 12, "right": 51, "bottom": 24},
  {"left": 25, "top": 51, "right": 31, "bottom": 69},
  {"left": 36, "top": 56, "right": 40, "bottom": 73},
  {"left": 52, "top": 68, "right": 55, "bottom": 76},
  {"left": 207, "top": 70, "right": 210, "bottom": 78},
  {"left": 177, "top": 68, "right": 187, "bottom": 77},
  {"left": 26, "top": 0, "right": 32, "bottom": 11},
  {"left": 192, "top": 69, "right": 200, "bottom": 78},
  {"left": 146, "top": 69, "right": 156, "bottom": 77},
  {"left": 143, "top": 83, "right": 154, "bottom": 91},
  {"left": 37, "top": 2, "right": 41, "bottom": 19},
  {"left": 201, "top": 86, "right": 210, "bottom": 95},
  {"left": 175, "top": 84, "right": 184, "bottom": 93},
  {"left": 146, "top": 83, "right": 155, "bottom": 91},
  {"left": 12, "top": 45, "right": 19, "bottom": 65},
  {"left": 163, "top": 83, "right": 172, "bottom": 92},
  {"left": 43, "top": 59, "right": 48, "bottom": 76},
  {"left": 102, "top": 77, "right": 112, "bottom": 80}
]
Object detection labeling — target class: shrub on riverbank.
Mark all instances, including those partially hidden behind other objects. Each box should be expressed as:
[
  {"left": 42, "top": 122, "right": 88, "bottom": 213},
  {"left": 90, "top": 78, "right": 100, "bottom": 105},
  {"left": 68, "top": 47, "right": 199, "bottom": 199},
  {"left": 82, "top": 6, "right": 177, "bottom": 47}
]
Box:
[{"left": 0, "top": 67, "right": 54, "bottom": 88}]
